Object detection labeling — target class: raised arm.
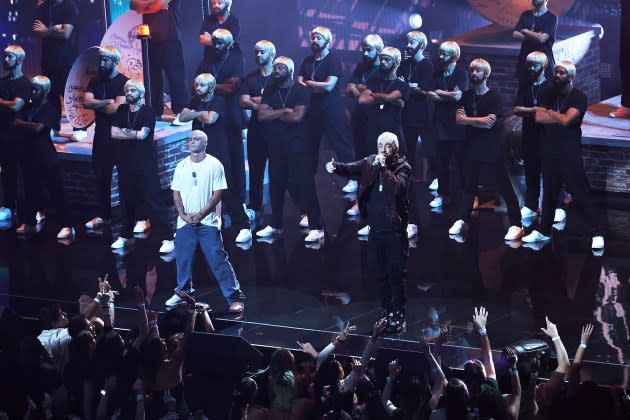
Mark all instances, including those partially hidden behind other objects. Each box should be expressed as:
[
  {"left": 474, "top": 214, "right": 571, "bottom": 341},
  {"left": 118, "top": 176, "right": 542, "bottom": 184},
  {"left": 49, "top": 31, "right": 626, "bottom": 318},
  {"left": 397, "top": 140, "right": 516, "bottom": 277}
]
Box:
[
  {"left": 381, "top": 359, "right": 402, "bottom": 415},
  {"left": 133, "top": 286, "right": 149, "bottom": 350},
  {"left": 567, "top": 324, "right": 594, "bottom": 398},
  {"left": 539, "top": 316, "right": 570, "bottom": 405},
  {"left": 421, "top": 339, "right": 447, "bottom": 411},
  {"left": 297, "top": 321, "right": 356, "bottom": 371},
  {"left": 325, "top": 157, "right": 364, "bottom": 178},
  {"left": 504, "top": 347, "right": 521, "bottom": 420},
  {"left": 473, "top": 306, "right": 496, "bottom": 379}
]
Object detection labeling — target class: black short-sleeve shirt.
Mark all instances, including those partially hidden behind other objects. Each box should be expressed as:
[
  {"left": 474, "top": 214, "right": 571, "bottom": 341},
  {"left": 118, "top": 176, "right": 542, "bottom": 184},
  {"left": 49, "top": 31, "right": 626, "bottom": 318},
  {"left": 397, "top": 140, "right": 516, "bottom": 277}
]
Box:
[
  {"left": 514, "top": 79, "right": 553, "bottom": 145},
  {"left": 199, "top": 14, "right": 240, "bottom": 62},
  {"left": 397, "top": 58, "right": 434, "bottom": 127},
  {"left": 0, "top": 75, "right": 32, "bottom": 141},
  {"left": 458, "top": 88, "right": 504, "bottom": 162},
  {"left": 112, "top": 104, "right": 156, "bottom": 154},
  {"left": 143, "top": 0, "right": 181, "bottom": 41},
  {"left": 19, "top": 100, "right": 60, "bottom": 167},
  {"left": 514, "top": 10, "right": 557, "bottom": 83},
  {"left": 185, "top": 95, "right": 230, "bottom": 163},
  {"left": 433, "top": 65, "right": 469, "bottom": 141},
  {"left": 197, "top": 49, "right": 245, "bottom": 128},
  {"left": 241, "top": 69, "right": 273, "bottom": 129},
  {"left": 87, "top": 73, "right": 129, "bottom": 144},
  {"left": 38, "top": 0, "right": 79, "bottom": 70},
  {"left": 261, "top": 82, "right": 311, "bottom": 153},
  {"left": 538, "top": 87, "right": 588, "bottom": 160},
  {"left": 364, "top": 76, "right": 409, "bottom": 143},
  {"left": 350, "top": 62, "right": 380, "bottom": 86},
  {"left": 298, "top": 52, "right": 343, "bottom": 112}
]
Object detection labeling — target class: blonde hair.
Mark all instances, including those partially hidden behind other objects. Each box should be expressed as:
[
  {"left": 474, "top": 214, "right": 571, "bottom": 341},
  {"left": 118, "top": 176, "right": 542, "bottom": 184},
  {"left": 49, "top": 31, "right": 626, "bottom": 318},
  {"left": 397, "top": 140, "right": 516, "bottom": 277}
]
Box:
[
  {"left": 362, "top": 34, "right": 384, "bottom": 52},
  {"left": 526, "top": 51, "right": 548, "bottom": 68},
  {"left": 31, "top": 75, "right": 51, "bottom": 93},
  {"left": 439, "top": 41, "right": 461, "bottom": 61},
  {"left": 469, "top": 58, "right": 491, "bottom": 78},
  {"left": 406, "top": 31, "right": 427, "bottom": 49},
  {"left": 556, "top": 60, "right": 576, "bottom": 79},
  {"left": 193, "top": 73, "right": 217, "bottom": 95},
  {"left": 212, "top": 28, "right": 234, "bottom": 47},
  {"left": 190, "top": 130, "right": 208, "bottom": 144},
  {"left": 98, "top": 45, "right": 121, "bottom": 65},
  {"left": 254, "top": 40, "right": 276, "bottom": 58},
  {"left": 273, "top": 56, "right": 294, "bottom": 78},
  {"left": 380, "top": 47, "right": 402, "bottom": 69},
  {"left": 3, "top": 45, "right": 25, "bottom": 61},
  {"left": 124, "top": 79, "right": 145, "bottom": 97},
  {"left": 377, "top": 131, "right": 399, "bottom": 150},
  {"left": 311, "top": 26, "right": 332, "bottom": 44}
]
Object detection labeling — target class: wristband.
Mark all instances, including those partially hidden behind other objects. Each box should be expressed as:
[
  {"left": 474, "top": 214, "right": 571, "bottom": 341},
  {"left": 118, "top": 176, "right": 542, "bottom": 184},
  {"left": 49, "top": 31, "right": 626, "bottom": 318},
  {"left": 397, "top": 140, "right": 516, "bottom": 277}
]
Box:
[
  {"left": 100, "top": 389, "right": 107, "bottom": 396},
  {"left": 478, "top": 328, "right": 487, "bottom": 336},
  {"left": 93, "top": 296, "right": 101, "bottom": 304},
  {"left": 579, "top": 343, "right": 587, "bottom": 349},
  {"left": 552, "top": 336, "right": 561, "bottom": 342},
  {"left": 136, "top": 394, "right": 144, "bottom": 401}
]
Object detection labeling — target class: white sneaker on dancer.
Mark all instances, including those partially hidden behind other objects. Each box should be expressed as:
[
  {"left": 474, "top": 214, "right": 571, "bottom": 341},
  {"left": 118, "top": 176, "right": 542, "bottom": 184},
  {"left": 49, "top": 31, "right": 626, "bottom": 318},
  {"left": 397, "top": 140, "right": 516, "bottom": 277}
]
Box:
[
  {"left": 520, "top": 206, "right": 537, "bottom": 219},
  {"left": 448, "top": 220, "right": 465, "bottom": 235},
  {"left": 522, "top": 230, "right": 550, "bottom": 243},
  {"left": 357, "top": 225, "right": 370, "bottom": 236},
  {"left": 304, "top": 229, "right": 325, "bottom": 242},
  {"left": 407, "top": 224, "right": 418, "bottom": 239},
  {"left": 554, "top": 208, "right": 566, "bottom": 223},
  {"left": 256, "top": 225, "right": 282, "bottom": 237},
  {"left": 342, "top": 180, "right": 358, "bottom": 193},
  {"left": 235, "top": 228, "right": 252, "bottom": 243},
  {"left": 133, "top": 220, "right": 151, "bottom": 233},
  {"left": 429, "top": 178, "right": 438, "bottom": 190},
  {"left": 298, "top": 215, "right": 309, "bottom": 228},
  {"left": 504, "top": 226, "right": 524, "bottom": 241},
  {"left": 429, "top": 196, "right": 443, "bottom": 208}
]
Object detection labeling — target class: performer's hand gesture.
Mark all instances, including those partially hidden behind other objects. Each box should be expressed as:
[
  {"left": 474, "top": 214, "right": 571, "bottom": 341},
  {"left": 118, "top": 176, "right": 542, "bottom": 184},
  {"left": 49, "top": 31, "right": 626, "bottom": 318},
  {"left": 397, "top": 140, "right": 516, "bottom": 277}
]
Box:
[
  {"left": 325, "top": 158, "right": 336, "bottom": 173},
  {"left": 374, "top": 154, "right": 386, "bottom": 167}
]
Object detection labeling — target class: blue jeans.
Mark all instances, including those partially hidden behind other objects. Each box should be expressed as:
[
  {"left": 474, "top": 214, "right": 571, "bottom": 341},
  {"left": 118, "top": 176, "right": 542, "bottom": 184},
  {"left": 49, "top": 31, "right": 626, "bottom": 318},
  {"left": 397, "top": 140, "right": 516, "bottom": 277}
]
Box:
[{"left": 175, "top": 224, "right": 245, "bottom": 304}]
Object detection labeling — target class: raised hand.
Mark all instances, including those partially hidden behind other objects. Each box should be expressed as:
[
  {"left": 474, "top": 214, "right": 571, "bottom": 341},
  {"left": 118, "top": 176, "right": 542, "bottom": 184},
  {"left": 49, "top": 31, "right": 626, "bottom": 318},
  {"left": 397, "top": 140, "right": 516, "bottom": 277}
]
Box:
[
  {"left": 436, "top": 326, "right": 452, "bottom": 345},
  {"left": 325, "top": 158, "right": 336, "bottom": 174},
  {"left": 372, "top": 318, "right": 388, "bottom": 339},
  {"left": 296, "top": 341, "right": 318, "bottom": 358},
  {"left": 351, "top": 358, "right": 363, "bottom": 373},
  {"left": 147, "top": 310, "right": 158, "bottom": 323},
  {"left": 540, "top": 316, "right": 559, "bottom": 338},
  {"left": 473, "top": 306, "right": 488, "bottom": 330},
  {"left": 388, "top": 359, "right": 402, "bottom": 379},
  {"left": 177, "top": 290, "right": 196, "bottom": 306},
  {"left": 581, "top": 323, "right": 594, "bottom": 344},
  {"left": 505, "top": 347, "right": 518, "bottom": 369},
  {"left": 339, "top": 321, "right": 357, "bottom": 341}
]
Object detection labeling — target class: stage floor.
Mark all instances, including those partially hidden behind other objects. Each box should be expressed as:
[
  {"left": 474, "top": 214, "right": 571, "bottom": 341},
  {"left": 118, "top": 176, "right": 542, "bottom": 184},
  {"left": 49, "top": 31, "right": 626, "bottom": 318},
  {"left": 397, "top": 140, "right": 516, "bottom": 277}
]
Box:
[{"left": 2, "top": 148, "right": 630, "bottom": 387}]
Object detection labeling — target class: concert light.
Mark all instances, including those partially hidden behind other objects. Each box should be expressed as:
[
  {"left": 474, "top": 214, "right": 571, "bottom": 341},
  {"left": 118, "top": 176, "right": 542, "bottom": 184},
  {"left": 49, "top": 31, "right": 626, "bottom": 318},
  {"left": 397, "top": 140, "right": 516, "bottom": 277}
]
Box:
[{"left": 409, "top": 13, "right": 423, "bottom": 29}]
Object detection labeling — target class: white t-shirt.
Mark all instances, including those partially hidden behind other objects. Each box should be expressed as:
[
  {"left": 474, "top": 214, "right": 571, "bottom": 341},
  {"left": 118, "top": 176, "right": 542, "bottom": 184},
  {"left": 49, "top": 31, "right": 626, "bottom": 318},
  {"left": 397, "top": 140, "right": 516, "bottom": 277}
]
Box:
[{"left": 171, "top": 154, "right": 227, "bottom": 229}]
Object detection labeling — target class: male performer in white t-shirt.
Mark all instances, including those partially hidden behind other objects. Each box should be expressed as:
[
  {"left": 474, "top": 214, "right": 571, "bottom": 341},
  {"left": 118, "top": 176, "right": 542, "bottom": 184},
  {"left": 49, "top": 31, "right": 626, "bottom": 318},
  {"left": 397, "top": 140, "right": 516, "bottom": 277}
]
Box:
[{"left": 165, "top": 130, "right": 246, "bottom": 312}]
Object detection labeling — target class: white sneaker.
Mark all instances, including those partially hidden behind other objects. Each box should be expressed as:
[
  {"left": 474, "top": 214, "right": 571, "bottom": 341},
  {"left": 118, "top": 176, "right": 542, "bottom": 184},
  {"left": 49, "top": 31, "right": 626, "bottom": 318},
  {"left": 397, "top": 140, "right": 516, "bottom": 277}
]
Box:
[
  {"left": 0, "top": 207, "right": 12, "bottom": 221},
  {"left": 111, "top": 236, "right": 133, "bottom": 249},
  {"left": 522, "top": 230, "right": 550, "bottom": 243},
  {"left": 256, "top": 225, "right": 282, "bottom": 237},
  {"left": 298, "top": 215, "right": 309, "bottom": 228},
  {"left": 16, "top": 224, "right": 36, "bottom": 235},
  {"left": 159, "top": 240, "right": 175, "bottom": 253},
  {"left": 504, "top": 226, "right": 524, "bottom": 241},
  {"left": 429, "top": 196, "right": 443, "bottom": 208},
  {"left": 133, "top": 220, "right": 151, "bottom": 233},
  {"left": 71, "top": 130, "right": 88, "bottom": 141},
  {"left": 342, "top": 180, "right": 358, "bottom": 193},
  {"left": 407, "top": 224, "right": 418, "bottom": 239},
  {"left": 450, "top": 234, "right": 465, "bottom": 243},
  {"left": 520, "top": 206, "right": 537, "bottom": 219},
  {"left": 171, "top": 114, "right": 188, "bottom": 126},
  {"left": 357, "top": 225, "right": 371, "bottom": 236},
  {"left": 346, "top": 202, "right": 360, "bottom": 216},
  {"left": 304, "top": 229, "right": 325, "bottom": 242},
  {"left": 554, "top": 208, "right": 566, "bottom": 223},
  {"left": 429, "top": 178, "right": 438, "bottom": 191},
  {"left": 235, "top": 228, "right": 252, "bottom": 243},
  {"left": 591, "top": 236, "right": 604, "bottom": 249},
  {"left": 165, "top": 293, "right": 184, "bottom": 306},
  {"left": 36, "top": 211, "right": 46, "bottom": 223},
  {"left": 85, "top": 217, "right": 104, "bottom": 229},
  {"left": 448, "top": 220, "right": 465, "bottom": 235},
  {"left": 552, "top": 220, "right": 566, "bottom": 231},
  {"left": 57, "top": 227, "right": 75, "bottom": 240}
]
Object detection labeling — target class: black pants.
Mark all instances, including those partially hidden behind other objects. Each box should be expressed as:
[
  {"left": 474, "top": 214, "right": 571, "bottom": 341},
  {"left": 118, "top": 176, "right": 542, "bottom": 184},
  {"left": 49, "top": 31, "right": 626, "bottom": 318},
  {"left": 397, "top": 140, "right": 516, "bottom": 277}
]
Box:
[
  {"left": 92, "top": 141, "right": 116, "bottom": 220},
  {"left": 148, "top": 39, "right": 188, "bottom": 115},
  {"left": 0, "top": 138, "right": 19, "bottom": 209},
  {"left": 246, "top": 124, "right": 268, "bottom": 212},
  {"left": 351, "top": 104, "right": 370, "bottom": 161},
  {"left": 540, "top": 158, "right": 600, "bottom": 236},
  {"left": 459, "top": 159, "right": 521, "bottom": 226},
  {"left": 403, "top": 125, "right": 436, "bottom": 180},
  {"left": 306, "top": 109, "right": 354, "bottom": 172},
  {"left": 522, "top": 136, "right": 542, "bottom": 211},
  {"left": 42, "top": 66, "right": 70, "bottom": 125},
  {"left": 116, "top": 144, "right": 171, "bottom": 239},
  {"left": 19, "top": 161, "right": 67, "bottom": 226},
  {"left": 622, "top": 0, "right": 630, "bottom": 107},
  {"left": 268, "top": 148, "right": 322, "bottom": 230},
  {"left": 436, "top": 140, "right": 465, "bottom": 197},
  {"left": 367, "top": 230, "right": 408, "bottom": 313}
]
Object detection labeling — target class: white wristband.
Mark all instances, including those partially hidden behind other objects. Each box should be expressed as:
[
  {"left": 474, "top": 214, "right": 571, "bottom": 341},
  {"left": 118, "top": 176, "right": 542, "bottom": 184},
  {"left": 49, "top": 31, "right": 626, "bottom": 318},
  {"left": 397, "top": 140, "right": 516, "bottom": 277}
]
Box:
[
  {"left": 579, "top": 343, "right": 587, "bottom": 349},
  {"left": 552, "top": 336, "right": 561, "bottom": 342},
  {"left": 478, "top": 328, "right": 487, "bottom": 336}
]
